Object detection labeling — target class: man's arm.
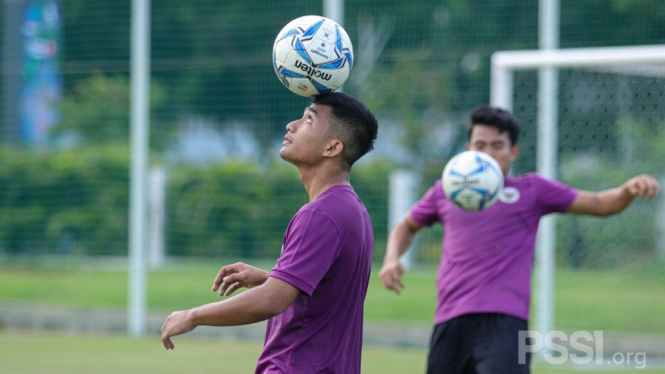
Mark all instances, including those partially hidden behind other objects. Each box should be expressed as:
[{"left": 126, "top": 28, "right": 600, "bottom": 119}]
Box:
[
  {"left": 567, "top": 174, "right": 660, "bottom": 216},
  {"left": 161, "top": 276, "right": 299, "bottom": 350},
  {"left": 378, "top": 214, "right": 423, "bottom": 294}
]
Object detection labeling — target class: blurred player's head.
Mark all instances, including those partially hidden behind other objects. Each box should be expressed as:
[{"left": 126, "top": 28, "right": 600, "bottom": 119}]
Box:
[
  {"left": 467, "top": 105, "right": 520, "bottom": 146},
  {"left": 466, "top": 105, "right": 520, "bottom": 175}
]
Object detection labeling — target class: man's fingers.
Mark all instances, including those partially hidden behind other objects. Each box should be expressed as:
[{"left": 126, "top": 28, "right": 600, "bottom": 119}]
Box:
[
  {"left": 162, "top": 335, "right": 174, "bottom": 350},
  {"left": 646, "top": 179, "right": 660, "bottom": 199},
  {"left": 219, "top": 273, "right": 243, "bottom": 296},
  {"left": 212, "top": 270, "right": 226, "bottom": 292},
  {"left": 395, "top": 276, "right": 405, "bottom": 290},
  {"left": 387, "top": 280, "right": 402, "bottom": 294},
  {"left": 390, "top": 273, "right": 405, "bottom": 291},
  {"left": 379, "top": 270, "right": 405, "bottom": 294},
  {"left": 224, "top": 283, "right": 242, "bottom": 296},
  {"left": 212, "top": 265, "right": 240, "bottom": 291},
  {"left": 628, "top": 175, "right": 660, "bottom": 200},
  {"left": 161, "top": 319, "right": 175, "bottom": 350}
]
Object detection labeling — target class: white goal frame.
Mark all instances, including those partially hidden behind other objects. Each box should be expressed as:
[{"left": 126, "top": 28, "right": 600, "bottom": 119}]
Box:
[{"left": 490, "top": 44, "right": 665, "bottom": 341}]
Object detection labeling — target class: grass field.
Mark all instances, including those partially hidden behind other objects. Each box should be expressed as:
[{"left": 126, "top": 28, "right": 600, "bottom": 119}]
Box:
[
  {"left": 1, "top": 260, "right": 663, "bottom": 333},
  {"left": 1, "top": 260, "right": 664, "bottom": 373},
  {"left": 1, "top": 330, "right": 663, "bottom": 374}
]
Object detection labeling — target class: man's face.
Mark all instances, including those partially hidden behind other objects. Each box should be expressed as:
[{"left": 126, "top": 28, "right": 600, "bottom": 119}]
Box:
[
  {"left": 280, "top": 103, "right": 333, "bottom": 166},
  {"left": 466, "top": 124, "right": 519, "bottom": 176}
]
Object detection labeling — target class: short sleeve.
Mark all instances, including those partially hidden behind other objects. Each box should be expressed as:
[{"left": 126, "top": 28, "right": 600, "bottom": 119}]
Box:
[
  {"left": 410, "top": 181, "right": 444, "bottom": 227},
  {"left": 270, "top": 209, "right": 341, "bottom": 296},
  {"left": 534, "top": 175, "right": 578, "bottom": 215}
]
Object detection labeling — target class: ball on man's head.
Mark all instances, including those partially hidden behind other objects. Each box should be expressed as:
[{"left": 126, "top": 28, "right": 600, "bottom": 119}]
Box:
[
  {"left": 272, "top": 15, "right": 354, "bottom": 97},
  {"left": 442, "top": 151, "right": 504, "bottom": 211}
]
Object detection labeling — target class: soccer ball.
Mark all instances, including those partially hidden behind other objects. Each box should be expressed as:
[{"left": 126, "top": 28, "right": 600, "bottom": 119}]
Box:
[
  {"left": 272, "top": 15, "right": 354, "bottom": 97},
  {"left": 442, "top": 151, "right": 504, "bottom": 211}
]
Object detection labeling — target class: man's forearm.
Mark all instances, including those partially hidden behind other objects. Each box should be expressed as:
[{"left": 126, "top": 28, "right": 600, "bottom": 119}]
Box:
[
  {"left": 191, "top": 280, "right": 295, "bottom": 327},
  {"left": 384, "top": 220, "right": 417, "bottom": 261},
  {"left": 596, "top": 187, "right": 635, "bottom": 216}
]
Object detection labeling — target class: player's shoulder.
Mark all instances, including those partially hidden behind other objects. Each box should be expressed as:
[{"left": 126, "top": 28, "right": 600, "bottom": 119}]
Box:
[
  {"left": 505, "top": 172, "right": 536, "bottom": 186},
  {"left": 306, "top": 185, "right": 365, "bottom": 217},
  {"left": 507, "top": 172, "right": 572, "bottom": 192},
  {"left": 507, "top": 172, "right": 550, "bottom": 184}
]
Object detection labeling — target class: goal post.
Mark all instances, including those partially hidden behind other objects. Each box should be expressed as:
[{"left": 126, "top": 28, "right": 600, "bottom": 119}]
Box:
[
  {"left": 491, "top": 45, "right": 665, "bottom": 109},
  {"left": 490, "top": 44, "right": 665, "bottom": 343}
]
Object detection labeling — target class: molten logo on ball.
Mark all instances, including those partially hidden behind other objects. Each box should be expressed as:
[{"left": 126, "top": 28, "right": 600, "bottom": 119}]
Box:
[{"left": 273, "top": 15, "right": 354, "bottom": 97}]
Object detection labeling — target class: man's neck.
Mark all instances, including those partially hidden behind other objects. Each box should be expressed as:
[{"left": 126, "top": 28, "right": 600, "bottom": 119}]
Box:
[{"left": 298, "top": 166, "right": 350, "bottom": 202}]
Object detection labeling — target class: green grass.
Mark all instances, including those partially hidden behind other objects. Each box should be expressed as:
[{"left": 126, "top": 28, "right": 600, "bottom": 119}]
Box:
[
  {"left": 0, "top": 260, "right": 438, "bottom": 324},
  {"left": 1, "top": 330, "right": 662, "bottom": 374},
  {"left": 553, "top": 267, "right": 665, "bottom": 332},
  {"left": 1, "top": 261, "right": 663, "bottom": 333},
  {"left": 0, "top": 330, "right": 425, "bottom": 374},
  {"left": 1, "top": 262, "right": 664, "bottom": 373}
]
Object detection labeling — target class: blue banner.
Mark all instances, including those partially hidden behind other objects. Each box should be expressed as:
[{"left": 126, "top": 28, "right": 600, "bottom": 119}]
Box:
[{"left": 20, "top": 0, "right": 62, "bottom": 147}]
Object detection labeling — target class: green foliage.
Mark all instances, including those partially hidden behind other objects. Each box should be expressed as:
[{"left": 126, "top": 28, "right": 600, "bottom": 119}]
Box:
[
  {"left": 166, "top": 159, "right": 303, "bottom": 259},
  {"left": 166, "top": 157, "right": 397, "bottom": 259},
  {"left": 54, "top": 74, "right": 171, "bottom": 148},
  {"left": 0, "top": 146, "right": 130, "bottom": 256},
  {"left": 0, "top": 147, "right": 397, "bottom": 258},
  {"left": 55, "top": 0, "right": 665, "bottom": 153},
  {"left": 555, "top": 116, "right": 664, "bottom": 268},
  {"left": 556, "top": 163, "right": 656, "bottom": 268}
]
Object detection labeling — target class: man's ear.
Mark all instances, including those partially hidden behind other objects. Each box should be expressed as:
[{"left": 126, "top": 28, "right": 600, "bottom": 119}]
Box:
[
  {"left": 323, "top": 139, "right": 344, "bottom": 158},
  {"left": 510, "top": 144, "right": 520, "bottom": 162}
]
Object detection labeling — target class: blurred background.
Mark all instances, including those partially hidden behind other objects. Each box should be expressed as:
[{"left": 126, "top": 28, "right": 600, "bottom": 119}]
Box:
[{"left": 1, "top": 0, "right": 664, "bottom": 372}]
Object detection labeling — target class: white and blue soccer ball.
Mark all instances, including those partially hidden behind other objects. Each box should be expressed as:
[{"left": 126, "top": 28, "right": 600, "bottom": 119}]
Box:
[
  {"left": 442, "top": 151, "right": 504, "bottom": 211},
  {"left": 272, "top": 15, "right": 353, "bottom": 97}
]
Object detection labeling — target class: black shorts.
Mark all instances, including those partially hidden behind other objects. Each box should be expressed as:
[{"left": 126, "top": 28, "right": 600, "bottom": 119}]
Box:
[{"left": 427, "top": 313, "right": 530, "bottom": 374}]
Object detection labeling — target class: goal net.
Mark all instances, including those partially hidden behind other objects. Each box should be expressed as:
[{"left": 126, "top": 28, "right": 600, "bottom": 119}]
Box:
[{"left": 490, "top": 45, "right": 665, "bottom": 341}]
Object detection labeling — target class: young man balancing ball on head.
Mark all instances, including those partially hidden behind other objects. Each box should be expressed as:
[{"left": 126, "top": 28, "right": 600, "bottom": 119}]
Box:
[
  {"left": 378, "top": 105, "right": 659, "bottom": 374},
  {"left": 162, "top": 92, "right": 378, "bottom": 374}
]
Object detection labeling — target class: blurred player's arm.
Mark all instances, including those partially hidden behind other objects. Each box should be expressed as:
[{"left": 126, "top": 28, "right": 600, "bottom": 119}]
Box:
[
  {"left": 378, "top": 214, "right": 423, "bottom": 294},
  {"left": 567, "top": 174, "right": 660, "bottom": 216},
  {"left": 161, "top": 275, "right": 299, "bottom": 350}
]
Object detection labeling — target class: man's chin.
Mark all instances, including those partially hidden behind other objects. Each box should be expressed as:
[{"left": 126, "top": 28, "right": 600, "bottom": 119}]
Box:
[{"left": 278, "top": 149, "right": 290, "bottom": 162}]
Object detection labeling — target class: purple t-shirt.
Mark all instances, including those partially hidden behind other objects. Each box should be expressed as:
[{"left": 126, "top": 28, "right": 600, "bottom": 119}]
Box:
[
  {"left": 255, "top": 185, "right": 374, "bottom": 374},
  {"left": 410, "top": 173, "right": 577, "bottom": 324}
]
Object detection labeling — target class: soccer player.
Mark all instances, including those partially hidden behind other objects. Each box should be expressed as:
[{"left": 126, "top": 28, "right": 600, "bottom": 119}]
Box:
[
  {"left": 378, "top": 105, "right": 660, "bottom": 374},
  {"left": 161, "top": 92, "right": 379, "bottom": 374}
]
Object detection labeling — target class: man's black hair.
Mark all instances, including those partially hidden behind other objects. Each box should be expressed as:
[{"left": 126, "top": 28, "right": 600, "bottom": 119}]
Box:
[
  {"left": 312, "top": 92, "right": 379, "bottom": 169},
  {"left": 467, "top": 105, "right": 521, "bottom": 146}
]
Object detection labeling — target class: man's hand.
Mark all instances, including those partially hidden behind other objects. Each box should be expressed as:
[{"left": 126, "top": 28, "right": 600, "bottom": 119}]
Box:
[
  {"left": 378, "top": 259, "right": 405, "bottom": 294},
  {"left": 212, "top": 262, "right": 269, "bottom": 297},
  {"left": 161, "top": 310, "right": 196, "bottom": 350},
  {"left": 622, "top": 174, "right": 660, "bottom": 200}
]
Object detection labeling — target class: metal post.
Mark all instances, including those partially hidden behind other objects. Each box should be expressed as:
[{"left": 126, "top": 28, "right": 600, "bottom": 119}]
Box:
[
  {"left": 389, "top": 170, "right": 419, "bottom": 269},
  {"left": 324, "top": 0, "right": 344, "bottom": 92},
  {"left": 149, "top": 166, "right": 166, "bottom": 269},
  {"left": 128, "top": 0, "right": 150, "bottom": 337},
  {"left": 536, "top": 0, "right": 559, "bottom": 348},
  {"left": 323, "top": 0, "right": 343, "bottom": 25}
]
